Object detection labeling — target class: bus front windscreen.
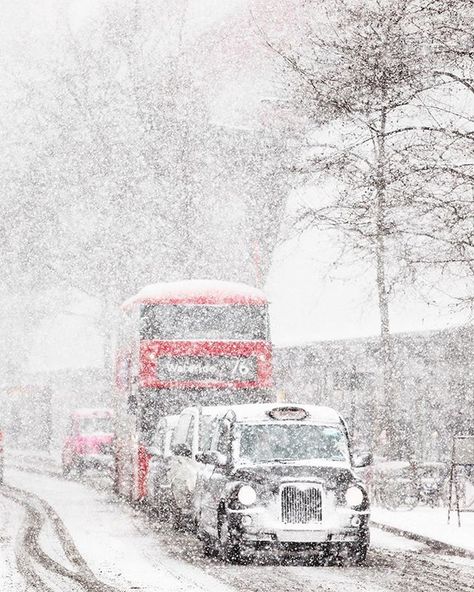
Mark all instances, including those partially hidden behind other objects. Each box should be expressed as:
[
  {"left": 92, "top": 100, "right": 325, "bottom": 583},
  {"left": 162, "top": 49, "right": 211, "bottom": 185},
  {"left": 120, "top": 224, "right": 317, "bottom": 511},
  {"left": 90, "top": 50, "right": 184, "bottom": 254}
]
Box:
[{"left": 140, "top": 304, "right": 268, "bottom": 341}]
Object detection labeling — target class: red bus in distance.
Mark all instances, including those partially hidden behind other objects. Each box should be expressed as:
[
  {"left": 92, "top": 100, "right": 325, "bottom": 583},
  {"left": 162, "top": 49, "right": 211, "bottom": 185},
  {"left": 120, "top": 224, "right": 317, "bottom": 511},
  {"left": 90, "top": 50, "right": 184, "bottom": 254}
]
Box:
[{"left": 114, "top": 279, "right": 273, "bottom": 501}]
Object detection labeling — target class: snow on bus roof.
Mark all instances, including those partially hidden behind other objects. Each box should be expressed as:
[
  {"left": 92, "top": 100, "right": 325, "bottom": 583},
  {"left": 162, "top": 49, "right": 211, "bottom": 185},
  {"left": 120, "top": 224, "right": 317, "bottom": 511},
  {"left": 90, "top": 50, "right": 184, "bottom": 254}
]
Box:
[{"left": 122, "top": 280, "right": 267, "bottom": 309}]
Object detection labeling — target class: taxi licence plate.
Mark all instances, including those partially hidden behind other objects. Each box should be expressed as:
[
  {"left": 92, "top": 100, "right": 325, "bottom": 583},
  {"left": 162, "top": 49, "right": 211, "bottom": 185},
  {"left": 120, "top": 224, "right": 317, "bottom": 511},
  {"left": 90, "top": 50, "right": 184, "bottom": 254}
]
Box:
[{"left": 278, "top": 531, "right": 328, "bottom": 543}]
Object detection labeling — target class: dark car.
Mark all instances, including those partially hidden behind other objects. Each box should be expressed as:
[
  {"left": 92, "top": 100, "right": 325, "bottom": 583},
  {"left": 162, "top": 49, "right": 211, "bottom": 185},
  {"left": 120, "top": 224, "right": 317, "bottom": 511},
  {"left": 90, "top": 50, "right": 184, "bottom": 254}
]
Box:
[
  {"left": 62, "top": 408, "right": 114, "bottom": 475},
  {"left": 193, "top": 403, "right": 371, "bottom": 563}
]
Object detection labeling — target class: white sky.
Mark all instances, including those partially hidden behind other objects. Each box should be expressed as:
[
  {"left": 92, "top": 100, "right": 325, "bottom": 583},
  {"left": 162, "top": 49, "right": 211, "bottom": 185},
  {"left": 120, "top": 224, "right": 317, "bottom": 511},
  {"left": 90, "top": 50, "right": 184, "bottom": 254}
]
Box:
[
  {"left": 27, "top": 294, "right": 104, "bottom": 372},
  {"left": 68, "top": 0, "right": 245, "bottom": 35},
  {"left": 266, "top": 182, "right": 472, "bottom": 345},
  {"left": 5, "top": 0, "right": 471, "bottom": 370},
  {"left": 266, "top": 226, "right": 471, "bottom": 346}
]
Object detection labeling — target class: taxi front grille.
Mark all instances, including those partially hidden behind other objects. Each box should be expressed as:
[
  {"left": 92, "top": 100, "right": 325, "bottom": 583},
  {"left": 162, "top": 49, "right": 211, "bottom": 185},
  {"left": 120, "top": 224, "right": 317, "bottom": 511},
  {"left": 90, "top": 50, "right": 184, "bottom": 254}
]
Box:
[{"left": 281, "top": 484, "right": 323, "bottom": 524}]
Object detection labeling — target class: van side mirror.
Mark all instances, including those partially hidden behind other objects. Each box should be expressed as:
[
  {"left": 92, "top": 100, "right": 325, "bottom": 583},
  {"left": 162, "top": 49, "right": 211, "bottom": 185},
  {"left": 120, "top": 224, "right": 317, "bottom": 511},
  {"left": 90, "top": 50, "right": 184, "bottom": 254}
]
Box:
[
  {"left": 127, "top": 394, "right": 138, "bottom": 414},
  {"left": 197, "top": 451, "right": 228, "bottom": 467},
  {"left": 353, "top": 452, "right": 373, "bottom": 468},
  {"left": 171, "top": 443, "right": 192, "bottom": 458},
  {"left": 148, "top": 446, "right": 161, "bottom": 457}
]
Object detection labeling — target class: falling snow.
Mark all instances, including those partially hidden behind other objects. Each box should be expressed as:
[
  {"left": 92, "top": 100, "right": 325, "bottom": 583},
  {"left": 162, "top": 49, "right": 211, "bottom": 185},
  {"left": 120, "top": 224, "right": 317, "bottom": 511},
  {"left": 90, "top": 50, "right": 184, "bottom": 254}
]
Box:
[{"left": 0, "top": 1, "right": 473, "bottom": 591}]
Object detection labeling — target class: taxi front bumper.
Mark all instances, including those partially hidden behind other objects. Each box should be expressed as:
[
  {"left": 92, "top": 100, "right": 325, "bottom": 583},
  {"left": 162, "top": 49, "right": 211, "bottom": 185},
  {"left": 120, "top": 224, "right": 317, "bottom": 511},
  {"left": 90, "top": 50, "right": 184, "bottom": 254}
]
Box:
[{"left": 227, "top": 508, "right": 369, "bottom": 547}]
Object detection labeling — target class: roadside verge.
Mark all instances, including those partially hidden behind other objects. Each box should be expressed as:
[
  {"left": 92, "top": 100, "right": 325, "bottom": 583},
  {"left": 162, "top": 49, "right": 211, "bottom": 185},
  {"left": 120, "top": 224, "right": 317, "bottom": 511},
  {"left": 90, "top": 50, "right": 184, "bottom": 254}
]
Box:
[{"left": 371, "top": 505, "right": 474, "bottom": 559}]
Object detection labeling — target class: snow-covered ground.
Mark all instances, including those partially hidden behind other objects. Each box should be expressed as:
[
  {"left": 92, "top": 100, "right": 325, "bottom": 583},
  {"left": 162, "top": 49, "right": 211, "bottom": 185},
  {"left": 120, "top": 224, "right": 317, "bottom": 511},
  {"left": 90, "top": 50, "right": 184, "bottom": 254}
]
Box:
[
  {"left": 372, "top": 505, "right": 474, "bottom": 555},
  {"left": 3, "top": 455, "right": 474, "bottom": 592},
  {"left": 4, "top": 467, "right": 235, "bottom": 592},
  {"left": 0, "top": 494, "right": 24, "bottom": 592}
]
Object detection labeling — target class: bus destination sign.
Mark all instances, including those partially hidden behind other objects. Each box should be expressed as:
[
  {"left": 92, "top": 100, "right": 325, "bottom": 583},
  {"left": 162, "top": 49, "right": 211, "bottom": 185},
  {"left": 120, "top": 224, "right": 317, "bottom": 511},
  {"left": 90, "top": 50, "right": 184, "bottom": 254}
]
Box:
[{"left": 156, "top": 355, "right": 257, "bottom": 382}]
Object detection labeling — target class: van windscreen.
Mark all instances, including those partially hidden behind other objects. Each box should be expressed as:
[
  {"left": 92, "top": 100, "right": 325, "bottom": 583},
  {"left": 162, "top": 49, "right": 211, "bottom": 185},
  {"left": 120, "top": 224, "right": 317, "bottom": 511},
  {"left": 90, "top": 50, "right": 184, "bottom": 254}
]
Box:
[{"left": 79, "top": 416, "right": 112, "bottom": 435}]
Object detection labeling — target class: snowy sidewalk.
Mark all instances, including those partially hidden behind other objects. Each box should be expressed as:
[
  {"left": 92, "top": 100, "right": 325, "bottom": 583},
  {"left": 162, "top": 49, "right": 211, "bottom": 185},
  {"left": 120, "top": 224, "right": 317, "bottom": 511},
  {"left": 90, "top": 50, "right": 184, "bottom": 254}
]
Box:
[
  {"left": 7, "top": 447, "right": 61, "bottom": 467},
  {"left": 371, "top": 505, "right": 474, "bottom": 556}
]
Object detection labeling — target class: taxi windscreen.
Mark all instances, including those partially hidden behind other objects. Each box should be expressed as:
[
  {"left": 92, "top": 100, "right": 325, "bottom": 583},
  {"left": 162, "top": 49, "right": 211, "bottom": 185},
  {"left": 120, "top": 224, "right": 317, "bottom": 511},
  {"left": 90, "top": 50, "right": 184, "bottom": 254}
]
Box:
[{"left": 236, "top": 423, "right": 349, "bottom": 464}]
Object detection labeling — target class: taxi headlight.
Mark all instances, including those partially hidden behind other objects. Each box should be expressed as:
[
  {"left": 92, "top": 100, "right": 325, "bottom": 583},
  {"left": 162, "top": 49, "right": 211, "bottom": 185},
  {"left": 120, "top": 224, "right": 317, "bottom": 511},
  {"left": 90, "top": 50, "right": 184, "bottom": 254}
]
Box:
[
  {"left": 237, "top": 485, "right": 257, "bottom": 506},
  {"left": 345, "top": 485, "right": 364, "bottom": 507}
]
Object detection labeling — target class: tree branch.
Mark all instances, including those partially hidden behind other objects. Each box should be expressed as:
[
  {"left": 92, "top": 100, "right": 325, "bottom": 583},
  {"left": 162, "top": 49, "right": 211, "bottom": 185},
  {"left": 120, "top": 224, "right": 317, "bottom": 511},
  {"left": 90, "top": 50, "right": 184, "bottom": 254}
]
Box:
[{"left": 434, "top": 71, "right": 474, "bottom": 96}]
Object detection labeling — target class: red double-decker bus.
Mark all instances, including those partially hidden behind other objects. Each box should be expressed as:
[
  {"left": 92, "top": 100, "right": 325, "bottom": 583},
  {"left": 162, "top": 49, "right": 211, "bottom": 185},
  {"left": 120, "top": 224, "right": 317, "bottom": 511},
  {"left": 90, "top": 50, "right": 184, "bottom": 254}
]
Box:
[{"left": 113, "top": 280, "right": 273, "bottom": 500}]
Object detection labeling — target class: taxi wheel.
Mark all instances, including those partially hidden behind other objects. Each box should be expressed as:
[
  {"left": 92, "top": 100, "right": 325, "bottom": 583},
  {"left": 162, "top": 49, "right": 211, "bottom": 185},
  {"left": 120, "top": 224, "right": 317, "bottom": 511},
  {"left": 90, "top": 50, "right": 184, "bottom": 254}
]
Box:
[
  {"left": 218, "top": 512, "right": 243, "bottom": 564},
  {"left": 350, "top": 542, "right": 368, "bottom": 564},
  {"left": 202, "top": 534, "right": 219, "bottom": 558},
  {"left": 188, "top": 515, "right": 198, "bottom": 534},
  {"left": 170, "top": 500, "right": 184, "bottom": 530},
  {"left": 75, "top": 459, "right": 84, "bottom": 476},
  {"left": 349, "top": 532, "right": 369, "bottom": 565},
  {"left": 155, "top": 498, "right": 169, "bottom": 522}
]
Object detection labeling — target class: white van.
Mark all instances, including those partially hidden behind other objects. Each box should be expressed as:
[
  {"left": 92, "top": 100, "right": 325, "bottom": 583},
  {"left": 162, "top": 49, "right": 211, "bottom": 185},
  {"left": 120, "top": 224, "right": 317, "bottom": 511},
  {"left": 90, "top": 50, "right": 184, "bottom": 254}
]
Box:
[
  {"left": 168, "top": 405, "right": 220, "bottom": 528},
  {"left": 146, "top": 415, "right": 179, "bottom": 519}
]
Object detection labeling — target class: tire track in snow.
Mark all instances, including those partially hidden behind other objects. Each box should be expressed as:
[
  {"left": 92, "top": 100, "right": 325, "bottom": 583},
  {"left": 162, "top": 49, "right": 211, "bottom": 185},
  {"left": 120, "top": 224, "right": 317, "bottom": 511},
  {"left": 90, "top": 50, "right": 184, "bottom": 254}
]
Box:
[
  {"left": 0, "top": 493, "right": 26, "bottom": 592},
  {"left": 370, "top": 549, "right": 474, "bottom": 592},
  {"left": 131, "top": 511, "right": 345, "bottom": 592},
  {"left": 133, "top": 506, "right": 474, "bottom": 592},
  {"left": 7, "top": 464, "right": 238, "bottom": 592},
  {"left": 126, "top": 506, "right": 237, "bottom": 592},
  {"left": 9, "top": 456, "right": 474, "bottom": 592},
  {"left": 0, "top": 484, "right": 123, "bottom": 592}
]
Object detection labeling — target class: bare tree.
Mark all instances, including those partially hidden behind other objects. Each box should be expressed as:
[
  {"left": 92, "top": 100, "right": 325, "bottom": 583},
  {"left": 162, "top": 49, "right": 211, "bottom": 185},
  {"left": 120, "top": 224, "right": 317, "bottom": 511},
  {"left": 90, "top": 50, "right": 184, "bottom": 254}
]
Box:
[
  {"left": 398, "top": 0, "right": 474, "bottom": 312},
  {"left": 1, "top": 0, "right": 296, "bottom": 377},
  {"left": 261, "top": 0, "right": 457, "bottom": 454}
]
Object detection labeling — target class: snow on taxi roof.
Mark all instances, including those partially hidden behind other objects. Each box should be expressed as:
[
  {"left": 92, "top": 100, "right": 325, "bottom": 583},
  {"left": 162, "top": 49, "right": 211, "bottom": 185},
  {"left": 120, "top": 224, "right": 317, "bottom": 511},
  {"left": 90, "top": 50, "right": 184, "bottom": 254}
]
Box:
[
  {"left": 186, "top": 403, "right": 343, "bottom": 424},
  {"left": 122, "top": 279, "right": 267, "bottom": 309}
]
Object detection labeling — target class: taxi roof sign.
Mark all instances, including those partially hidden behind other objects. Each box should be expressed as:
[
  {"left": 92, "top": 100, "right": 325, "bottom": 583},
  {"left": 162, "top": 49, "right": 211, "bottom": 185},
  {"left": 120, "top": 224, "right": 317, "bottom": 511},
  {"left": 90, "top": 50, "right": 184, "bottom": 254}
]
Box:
[{"left": 267, "top": 406, "right": 309, "bottom": 420}]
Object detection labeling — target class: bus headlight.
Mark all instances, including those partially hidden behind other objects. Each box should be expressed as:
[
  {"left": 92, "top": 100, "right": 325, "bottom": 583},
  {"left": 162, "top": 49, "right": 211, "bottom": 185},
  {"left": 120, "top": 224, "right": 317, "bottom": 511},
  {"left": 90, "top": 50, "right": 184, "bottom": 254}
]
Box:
[
  {"left": 345, "top": 486, "right": 364, "bottom": 508},
  {"left": 237, "top": 485, "right": 257, "bottom": 506}
]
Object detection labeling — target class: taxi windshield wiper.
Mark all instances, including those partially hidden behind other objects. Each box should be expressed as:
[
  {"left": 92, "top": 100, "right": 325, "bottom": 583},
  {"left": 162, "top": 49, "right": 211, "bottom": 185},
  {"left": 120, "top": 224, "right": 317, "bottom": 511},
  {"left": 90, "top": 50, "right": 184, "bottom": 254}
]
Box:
[{"left": 258, "top": 458, "right": 296, "bottom": 464}]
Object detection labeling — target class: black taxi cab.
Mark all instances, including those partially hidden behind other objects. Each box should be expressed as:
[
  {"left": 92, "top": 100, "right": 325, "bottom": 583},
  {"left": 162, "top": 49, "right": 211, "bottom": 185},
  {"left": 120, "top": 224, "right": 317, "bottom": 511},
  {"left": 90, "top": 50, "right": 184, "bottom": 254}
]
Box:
[{"left": 193, "top": 403, "right": 371, "bottom": 563}]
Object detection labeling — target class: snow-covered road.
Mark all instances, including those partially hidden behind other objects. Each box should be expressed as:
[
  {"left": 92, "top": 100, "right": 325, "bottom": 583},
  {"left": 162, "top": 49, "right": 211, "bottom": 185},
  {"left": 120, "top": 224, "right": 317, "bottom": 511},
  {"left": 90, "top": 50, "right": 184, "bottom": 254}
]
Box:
[
  {"left": 2, "top": 458, "right": 474, "bottom": 592},
  {"left": 0, "top": 491, "right": 25, "bottom": 592}
]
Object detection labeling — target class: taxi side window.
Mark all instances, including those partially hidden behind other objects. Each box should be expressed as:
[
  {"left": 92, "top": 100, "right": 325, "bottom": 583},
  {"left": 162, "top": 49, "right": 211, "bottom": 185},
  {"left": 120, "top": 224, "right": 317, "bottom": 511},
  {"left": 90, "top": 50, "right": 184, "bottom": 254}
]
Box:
[
  {"left": 185, "top": 415, "right": 195, "bottom": 451},
  {"left": 216, "top": 420, "right": 231, "bottom": 456},
  {"left": 172, "top": 413, "right": 192, "bottom": 447},
  {"left": 199, "top": 416, "right": 217, "bottom": 452},
  {"left": 207, "top": 420, "right": 221, "bottom": 452},
  {"left": 152, "top": 423, "right": 165, "bottom": 455}
]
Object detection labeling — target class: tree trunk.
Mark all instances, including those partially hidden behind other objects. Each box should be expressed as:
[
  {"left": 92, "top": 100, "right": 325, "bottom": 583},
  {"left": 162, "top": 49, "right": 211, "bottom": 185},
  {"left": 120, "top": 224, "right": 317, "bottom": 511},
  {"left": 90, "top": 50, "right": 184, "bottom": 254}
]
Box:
[{"left": 374, "top": 104, "right": 396, "bottom": 457}]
